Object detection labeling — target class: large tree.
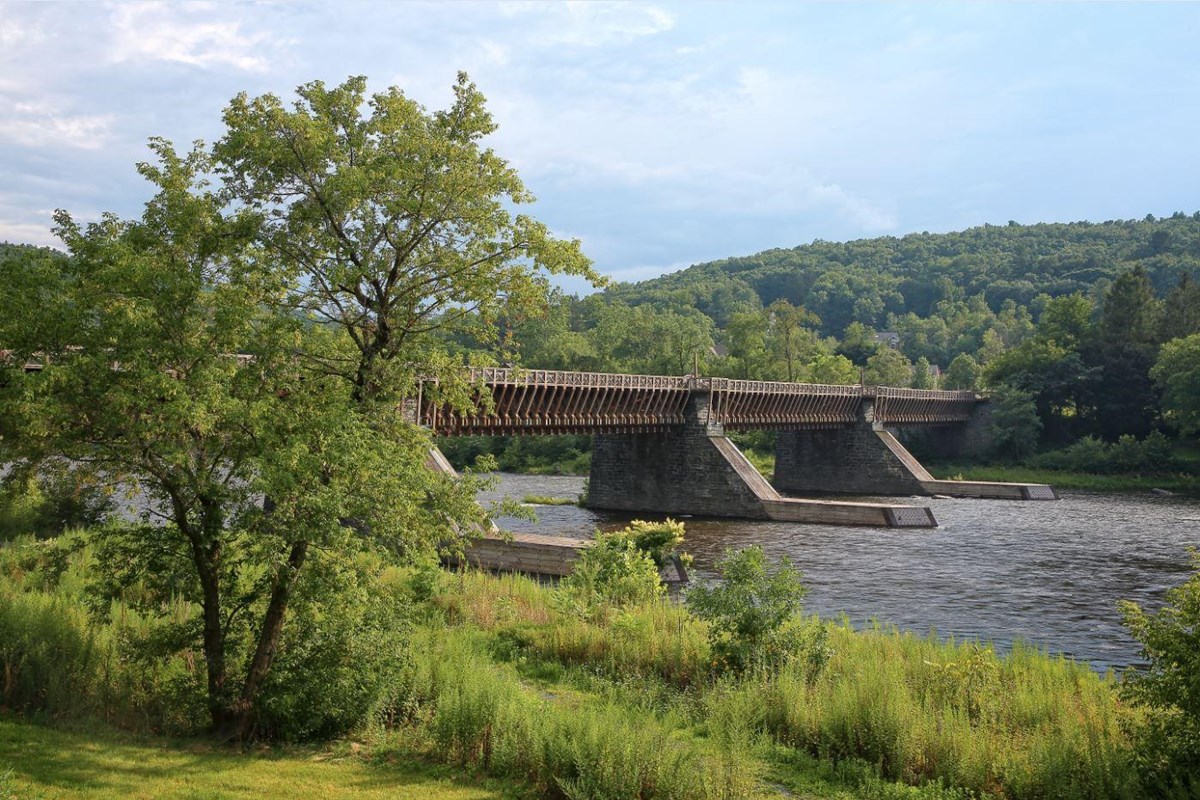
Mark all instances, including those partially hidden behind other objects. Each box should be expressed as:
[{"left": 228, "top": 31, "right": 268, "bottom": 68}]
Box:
[
  {"left": 1, "top": 142, "right": 488, "bottom": 737},
  {"left": 214, "top": 73, "right": 599, "bottom": 403},
  {"left": 1152, "top": 333, "right": 1200, "bottom": 437}
]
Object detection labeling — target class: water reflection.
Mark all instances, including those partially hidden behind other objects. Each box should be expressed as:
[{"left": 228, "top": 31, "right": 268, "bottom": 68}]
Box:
[{"left": 481, "top": 473, "right": 1200, "bottom": 670}]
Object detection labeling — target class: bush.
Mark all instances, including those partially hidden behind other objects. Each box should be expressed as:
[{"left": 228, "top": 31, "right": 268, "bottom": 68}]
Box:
[
  {"left": 686, "top": 546, "right": 810, "bottom": 673},
  {"left": 1119, "top": 550, "right": 1200, "bottom": 796},
  {"left": 559, "top": 534, "right": 664, "bottom": 620},
  {"left": 1028, "top": 431, "right": 1181, "bottom": 474},
  {"left": 558, "top": 520, "right": 688, "bottom": 620},
  {"left": 247, "top": 556, "right": 414, "bottom": 741},
  {"left": 622, "top": 518, "right": 687, "bottom": 568}
]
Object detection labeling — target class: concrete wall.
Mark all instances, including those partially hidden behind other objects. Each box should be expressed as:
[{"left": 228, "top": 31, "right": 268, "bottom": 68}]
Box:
[
  {"left": 587, "top": 393, "right": 773, "bottom": 519},
  {"left": 773, "top": 424, "right": 931, "bottom": 496},
  {"left": 901, "top": 401, "right": 995, "bottom": 461}
]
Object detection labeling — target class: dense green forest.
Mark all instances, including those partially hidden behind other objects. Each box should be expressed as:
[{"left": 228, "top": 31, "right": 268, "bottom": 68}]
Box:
[{"left": 436, "top": 213, "right": 1200, "bottom": 475}]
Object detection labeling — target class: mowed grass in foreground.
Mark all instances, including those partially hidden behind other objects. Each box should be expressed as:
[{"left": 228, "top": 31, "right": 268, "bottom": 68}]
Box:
[{"left": 0, "top": 720, "right": 522, "bottom": 800}]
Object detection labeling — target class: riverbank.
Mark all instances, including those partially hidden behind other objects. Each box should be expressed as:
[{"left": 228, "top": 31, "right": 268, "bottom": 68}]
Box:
[
  {"left": 929, "top": 464, "right": 1200, "bottom": 493},
  {"left": 2, "top": 549, "right": 1146, "bottom": 800},
  {"left": 465, "top": 449, "right": 1199, "bottom": 494}
]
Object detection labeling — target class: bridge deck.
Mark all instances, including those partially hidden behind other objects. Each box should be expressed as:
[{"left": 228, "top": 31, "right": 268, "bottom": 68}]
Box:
[{"left": 420, "top": 368, "right": 981, "bottom": 435}]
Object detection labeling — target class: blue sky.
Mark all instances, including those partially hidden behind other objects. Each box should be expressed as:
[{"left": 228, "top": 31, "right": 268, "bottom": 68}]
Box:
[{"left": 2, "top": 2, "right": 1198, "bottom": 291}]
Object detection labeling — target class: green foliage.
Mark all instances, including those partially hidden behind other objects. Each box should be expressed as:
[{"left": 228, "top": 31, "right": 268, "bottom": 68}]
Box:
[
  {"left": 989, "top": 385, "right": 1042, "bottom": 459},
  {"left": 864, "top": 348, "right": 912, "bottom": 387},
  {"left": 435, "top": 570, "right": 1139, "bottom": 799},
  {"left": 1120, "top": 551, "right": 1200, "bottom": 796},
  {"left": 1160, "top": 272, "right": 1200, "bottom": 341},
  {"left": 620, "top": 518, "right": 687, "bottom": 568},
  {"left": 910, "top": 356, "right": 936, "bottom": 389},
  {"left": 0, "top": 588, "right": 104, "bottom": 718},
  {"left": 1152, "top": 333, "right": 1200, "bottom": 437},
  {"left": 0, "top": 467, "right": 109, "bottom": 542},
  {"left": 439, "top": 434, "right": 592, "bottom": 475},
  {"left": 252, "top": 555, "right": 413, "bottom": 741},
  {"left": 394, "top": 630, "right": 752, "bottom": 800},
  {"left": 1027, "top": 432, "right": 1180, "bottom": 474},
  {"left": 215, "top": 73, "right": 600, "bottom": 400},
  {"left": 940, "top": 354, "right": 980, "bottom": 390},
  {"left": 687, "top": 546, "right": 809, "bottom": 673},
  {"left": 559, "top": 530, "right": 667, "bottom": 619},
  {"left": 1038, "top": 292, "right": 1094, "bottom": 348}
]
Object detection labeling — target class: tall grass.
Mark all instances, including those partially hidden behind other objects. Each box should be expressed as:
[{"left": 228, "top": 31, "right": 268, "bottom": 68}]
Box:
[
  {"left": 740, "top": 626, "right": 1138, "bottom": 798},
  {"left": 0, "top": 589, "right": 103, "bottom": 718},
  {"left": 431, "top": 570, "right": 1141, "bottom": 799},
  {"left": 386, "top": 627, "right": 757, "bottom": 800}
]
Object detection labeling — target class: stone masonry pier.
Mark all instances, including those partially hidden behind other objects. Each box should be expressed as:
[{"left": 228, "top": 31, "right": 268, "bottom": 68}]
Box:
[
  {"left": 773, "top": 398, "right": 1057, "bottom": 501},
  {"left": 587, "top": 391, "right": 938, "bottom": 528}
]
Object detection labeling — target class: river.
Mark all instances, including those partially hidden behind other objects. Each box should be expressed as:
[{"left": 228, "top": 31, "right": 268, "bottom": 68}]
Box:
[{"left": 480, "top": 473, "right": 1200, "bottom": 671}]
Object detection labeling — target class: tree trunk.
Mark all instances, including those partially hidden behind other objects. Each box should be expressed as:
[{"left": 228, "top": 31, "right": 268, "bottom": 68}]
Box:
[{"left": 235, "top": 539, "right": 309, "bottom": 740}]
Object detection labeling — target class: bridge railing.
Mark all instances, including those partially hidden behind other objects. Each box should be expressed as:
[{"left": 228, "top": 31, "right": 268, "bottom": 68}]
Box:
[
  {"left": 707, "top": 378, "right": 864, "bottom": 430},
  {"left": 422, "top": 368, "right": 693, "bottom": 435},
  {"left": 416, "top": 369, "right": 986, "bottom": 434},
  {"left": 870, "top": 386, "right": 980, "bottom": 424}
]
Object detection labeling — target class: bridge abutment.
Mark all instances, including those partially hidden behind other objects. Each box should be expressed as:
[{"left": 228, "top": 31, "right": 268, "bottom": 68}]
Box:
[{"left": 587, "top": 393, "right": 937, "bottom": 527}]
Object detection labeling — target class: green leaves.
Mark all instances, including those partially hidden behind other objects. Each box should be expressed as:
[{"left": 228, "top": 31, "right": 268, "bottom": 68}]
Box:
[
  {"left": 686, "top": 545, "right": 808, "bottom": 674},
  {"left": 1152, "top": 333, "right": 1200, "bottom": 437},
  {"left": 214, "top": 74, "right": 600, "bottom": 398}
]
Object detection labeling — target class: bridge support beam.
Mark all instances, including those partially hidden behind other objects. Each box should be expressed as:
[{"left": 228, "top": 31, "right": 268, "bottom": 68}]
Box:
[
  {"left": 773, "top": 401, "right": 1057, "bottom": 501},
  {"left": 587, "top": 393, "right": 937, "bottom": 527}
]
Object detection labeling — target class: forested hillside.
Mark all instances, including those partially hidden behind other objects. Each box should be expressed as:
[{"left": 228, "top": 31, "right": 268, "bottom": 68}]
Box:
[
  {"left": 476, "top": 213, "right": 1200, "bottom": 471},
  {"left": 608, "top": 213, "right": 1200, "bottom": 337}
]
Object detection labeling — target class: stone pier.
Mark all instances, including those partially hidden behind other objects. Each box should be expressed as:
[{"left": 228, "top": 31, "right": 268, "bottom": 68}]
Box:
[
  {"left": 773, "top": 400, "right": 1057, "bottom": 501},
  {"left": 587, "top": 392, "right": 937, "bottom": 527}
]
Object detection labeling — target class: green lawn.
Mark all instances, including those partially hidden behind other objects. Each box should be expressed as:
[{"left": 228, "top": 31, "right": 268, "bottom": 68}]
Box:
[{"left": 0, "top": 720, "right": 521, "bottom": 800}]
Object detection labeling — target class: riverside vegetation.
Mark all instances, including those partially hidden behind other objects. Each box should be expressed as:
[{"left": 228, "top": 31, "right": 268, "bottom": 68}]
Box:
[
  {"left": 2, "top": 70, "right": 1199, "bottom": 799},
  {"left": 2, "top": 507, "right": 1200, "bottom": 798}
]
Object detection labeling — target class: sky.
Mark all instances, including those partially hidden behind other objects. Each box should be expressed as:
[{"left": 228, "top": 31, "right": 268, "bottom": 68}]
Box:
[{"left": 2, "top": 1, "right": 1199, "bottom": 292}]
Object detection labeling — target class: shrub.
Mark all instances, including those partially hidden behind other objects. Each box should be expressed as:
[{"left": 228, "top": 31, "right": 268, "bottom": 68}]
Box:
[
  {"left": 1119, "top": 550, "right": 1200, "bottom": 796},
  {"left": 622, "top": 518, "right": 687, "bottom": 568},
  {"left": 686, "top": 546, "right": 810, "bottom": 673},
  {"left": 1027, "top": 431, "right": 1181, "bottom": 474},
  {"left": 559, "top": 534, "right": 664, "bottom": 620},
  {"left": 251, "top": 556, "right": 413, "bottom": 741},
  {"left": 558, "top": 520, "right": 689, "bottom": 620}
]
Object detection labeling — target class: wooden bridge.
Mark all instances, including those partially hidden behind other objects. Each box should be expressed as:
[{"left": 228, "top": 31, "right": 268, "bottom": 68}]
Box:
[
  {"left": 418, "top": 368, "right": 980, "bottom": 436},
  {"left": 9, "top": 352, "right": 1055, "bottom": 531}
]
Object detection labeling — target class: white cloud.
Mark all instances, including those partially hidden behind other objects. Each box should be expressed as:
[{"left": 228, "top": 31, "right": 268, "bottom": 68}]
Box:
[
  {"left": 108, "top": 2, "right": 276, "bottom": 71},
  {"left": 808, "top": 183, "right": 898, "bottom": 231},
  {"left": 500, "top": 2, "right": 674, "bottom": 47},
  {"left": 0, "top": 218, "right": 59, "bottom": 248},
  {"left": 0, "top": 102, "right": 114, "bottom": 150}
]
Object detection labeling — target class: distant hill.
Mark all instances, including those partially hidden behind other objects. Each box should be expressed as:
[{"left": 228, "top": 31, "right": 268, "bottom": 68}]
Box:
[{"left": 605, "top": 213, "right": 1200, "bottom": 336}]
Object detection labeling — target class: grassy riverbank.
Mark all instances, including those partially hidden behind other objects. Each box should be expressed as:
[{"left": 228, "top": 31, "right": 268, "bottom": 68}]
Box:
[
  {"left": 930, "top": 464, "right": 1200, "bottom": 493},
  {"left": 2, "top": 533, "right": 1147, "bottom": 799}
]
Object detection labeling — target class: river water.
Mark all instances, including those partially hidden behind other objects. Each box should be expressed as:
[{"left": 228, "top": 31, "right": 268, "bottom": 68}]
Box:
[{"left": 481, "top": 473, "right": 1200, "bottom": 671}]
